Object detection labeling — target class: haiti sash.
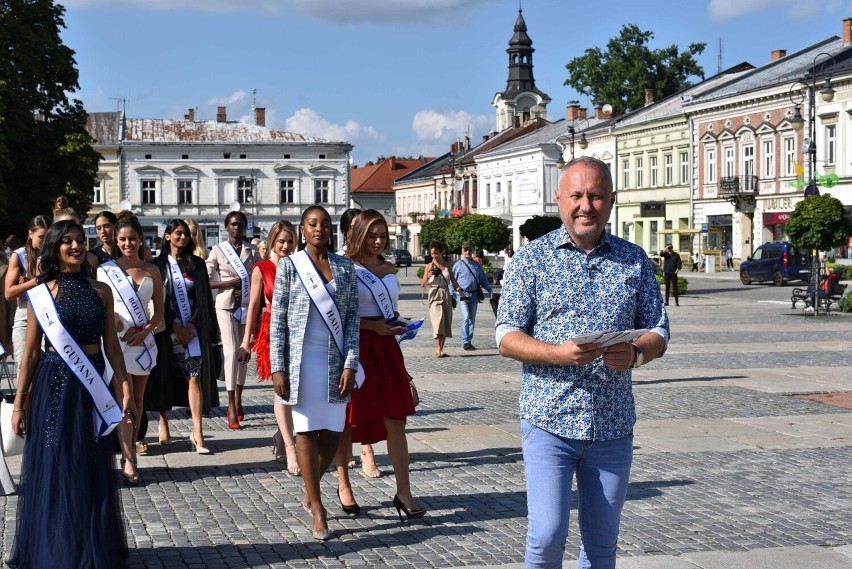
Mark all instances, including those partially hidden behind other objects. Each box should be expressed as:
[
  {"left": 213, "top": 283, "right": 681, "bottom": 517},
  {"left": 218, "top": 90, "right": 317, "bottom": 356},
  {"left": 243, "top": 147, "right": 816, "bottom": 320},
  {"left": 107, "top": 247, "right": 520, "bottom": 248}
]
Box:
[
  {"left": 167, "top": 256, "right": 202, "bottom": 358},
  {"left": 14, "top": 247, "right": 27, "bottom": 278},
  {"left": 98, "top": 261, "right": 158, "bottom": 372},
  {"left": 290, "top": 250, "right": 365, "bottom": 388},
  {"left": 218, "top": 242, "right": 250, "bottom": 325},
  {"left": 27, "top": 283, "right": 122, "bottom": 437}
]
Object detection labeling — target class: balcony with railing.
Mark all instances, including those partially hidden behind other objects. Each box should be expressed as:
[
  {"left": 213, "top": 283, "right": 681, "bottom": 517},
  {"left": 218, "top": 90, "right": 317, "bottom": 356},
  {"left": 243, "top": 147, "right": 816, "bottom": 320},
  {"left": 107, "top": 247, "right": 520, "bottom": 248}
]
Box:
[{"left": 719, "top": 175, "right": 758, "bottom": 196}]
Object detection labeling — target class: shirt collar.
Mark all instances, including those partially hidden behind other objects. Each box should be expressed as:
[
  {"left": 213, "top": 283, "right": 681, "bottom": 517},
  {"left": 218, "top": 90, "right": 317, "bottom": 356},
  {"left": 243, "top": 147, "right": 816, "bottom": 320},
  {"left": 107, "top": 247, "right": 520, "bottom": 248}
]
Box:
[{"left": 554, "top": 226, "right": 613, "bottom": 254}]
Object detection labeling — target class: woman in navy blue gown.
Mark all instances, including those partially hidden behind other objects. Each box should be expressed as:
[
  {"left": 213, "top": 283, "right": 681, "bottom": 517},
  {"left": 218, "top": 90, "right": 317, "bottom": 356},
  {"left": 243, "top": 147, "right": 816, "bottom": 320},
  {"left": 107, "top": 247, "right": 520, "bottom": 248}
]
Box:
[{"left": 7, "top": 220, "right": 134, "bottom": 569}]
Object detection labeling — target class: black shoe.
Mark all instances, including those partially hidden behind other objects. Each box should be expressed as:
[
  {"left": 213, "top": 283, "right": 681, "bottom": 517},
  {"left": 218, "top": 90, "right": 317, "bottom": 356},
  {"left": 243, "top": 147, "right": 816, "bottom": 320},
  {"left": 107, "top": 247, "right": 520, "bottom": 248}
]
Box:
[
  {"left": 392, "top": 495, "right": 426, "bottom": 523},
  {"left": 664, "top": 302, "right": 669, "bottom": 306},
  {"left": 337, "top": 489, "right": 360, "bottom": 516},
  {"left": 463, "top": 343, "right": 474, "bottom": 351},
  {"left": 675, "top": 302, "right": 680, "bottom": 307}
]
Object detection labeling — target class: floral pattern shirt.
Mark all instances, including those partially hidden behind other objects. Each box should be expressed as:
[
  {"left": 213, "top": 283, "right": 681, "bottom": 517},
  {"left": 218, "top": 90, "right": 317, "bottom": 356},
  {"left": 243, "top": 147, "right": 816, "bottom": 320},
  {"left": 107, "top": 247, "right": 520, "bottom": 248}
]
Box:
[{"left": 496, "top": 227, "right": 669, "bottom": 440}]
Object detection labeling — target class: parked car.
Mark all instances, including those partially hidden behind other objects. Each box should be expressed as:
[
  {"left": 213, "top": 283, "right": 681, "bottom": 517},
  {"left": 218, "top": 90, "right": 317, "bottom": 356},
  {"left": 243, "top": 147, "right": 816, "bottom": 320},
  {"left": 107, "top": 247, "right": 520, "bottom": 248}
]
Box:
[
  {"left": 384, "top": 250, "right": 397, "bottom": 265},
  {"left": 740, "top": 241, "right": 809, "bottom": 286},
  {"left": 391, "top": 249, "right": 412, "bottom": 267}
]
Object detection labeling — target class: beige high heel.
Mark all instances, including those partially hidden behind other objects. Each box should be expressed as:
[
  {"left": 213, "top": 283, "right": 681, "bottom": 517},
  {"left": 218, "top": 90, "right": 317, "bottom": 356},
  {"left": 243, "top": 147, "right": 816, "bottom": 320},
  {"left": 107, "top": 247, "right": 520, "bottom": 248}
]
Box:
[{"left": 189, "top": 434, "right": 211, "bottom": 455}]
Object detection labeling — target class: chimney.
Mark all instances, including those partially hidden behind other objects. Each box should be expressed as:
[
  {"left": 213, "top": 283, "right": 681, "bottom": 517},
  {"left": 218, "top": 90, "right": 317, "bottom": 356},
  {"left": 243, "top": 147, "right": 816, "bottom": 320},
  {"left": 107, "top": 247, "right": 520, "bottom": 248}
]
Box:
[
  {"left": 513, "top": 115, "right": 521, "bottom": 128},
  {"left": 185, "top": 108, "right": 195, "bottom": 121},
  {"left": 465, "top": 135, "right": 471, "bottom": 150},
  {"left": 254, "top": 107, "right": 266, "bottom": 127},
  {"left": 844, "top": 18, "right": 852, "bottom": 45},
  {"left": 216, "top": 106, "right": 227, "bottom": 123},
  {"left": 594, "top": 104, "right": 605, "bottom": 120},
  {"left": 482, "top": 134, "right": 489, "bottom": 142},
  {"left": 577, "top": 108, "right": 587, "bottom": 120},
  {"left": 770, "top": 49, "right": 787, "bottom": 61},
  {"left": 644, "top": 88, "right": 655, "bottom": 106},
  {"left": 389, "top": 156, "right": 396, "bottom": 169},
  {"left": 566, "top": 101, "right": 582, "bottom": 121}
]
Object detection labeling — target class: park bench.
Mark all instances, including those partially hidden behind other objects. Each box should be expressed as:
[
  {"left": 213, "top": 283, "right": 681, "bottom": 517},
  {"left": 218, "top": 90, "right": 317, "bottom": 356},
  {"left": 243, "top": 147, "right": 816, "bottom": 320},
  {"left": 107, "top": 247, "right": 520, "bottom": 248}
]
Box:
[{"left": 791, "top": 283, "right": 847, "bottom": 313}]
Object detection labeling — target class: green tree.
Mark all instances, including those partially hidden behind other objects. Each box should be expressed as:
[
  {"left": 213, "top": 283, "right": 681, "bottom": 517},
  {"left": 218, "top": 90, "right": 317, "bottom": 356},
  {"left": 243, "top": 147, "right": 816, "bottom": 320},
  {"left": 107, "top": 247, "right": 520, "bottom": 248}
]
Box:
[
  {"left": 565, "top": 24, "right": 705, "bottom": 114},
  {"left": 519, "top": 215, "right": 562, "bottom": 242},
  {"left": 0, "top": 0, "right": 100, "bottom": 236},
  {"left": 444, "top": 214, "right": 510, "bottom": 253},
  {"left": 786, "top": 194, "right": 852, "bottom": 253},
  {"left": 419, "top": 217, "right": 456, "bottom": 253}
]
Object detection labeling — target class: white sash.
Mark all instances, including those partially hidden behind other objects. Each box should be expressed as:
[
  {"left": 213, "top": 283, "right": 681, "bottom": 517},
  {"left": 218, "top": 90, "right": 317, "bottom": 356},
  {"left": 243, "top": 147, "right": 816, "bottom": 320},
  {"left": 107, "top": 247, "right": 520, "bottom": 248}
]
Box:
[
  {"left": 167, "top": 256, "right": 202, "bottom": 358},
  {"left": 98, "top": 261, "right": 158, "bottom": 372},
  {"left": 290, "top": 250, "right": 365, "bottom": 388},
  {"left": 218, "top": 242, "right": 250, "bottom": 325},
  {"left": 354, "top": 265, "right": 395, "bottom": 320},
  {"left": 14, "top": 247, "right": 27, "bottom": 278},
  {"left": 27, "top": 283, "right": 122, "bottom": 437}
]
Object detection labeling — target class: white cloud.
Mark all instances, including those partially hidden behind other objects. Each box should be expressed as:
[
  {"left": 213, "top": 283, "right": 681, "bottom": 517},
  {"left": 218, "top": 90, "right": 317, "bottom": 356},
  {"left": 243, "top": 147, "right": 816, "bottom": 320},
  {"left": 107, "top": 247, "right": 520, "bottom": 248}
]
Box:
[
  {"left": 61, "top": 0, "right": 500, "bottom": 24},
  {"left": 207, "top": 90, "right": 247, "bottom": 106},
  {"left": 283, "top": 108, "right": 380, "bottom": 143},
  {"left": 411, "top": 109, "right": 490, "bottom": 142}
]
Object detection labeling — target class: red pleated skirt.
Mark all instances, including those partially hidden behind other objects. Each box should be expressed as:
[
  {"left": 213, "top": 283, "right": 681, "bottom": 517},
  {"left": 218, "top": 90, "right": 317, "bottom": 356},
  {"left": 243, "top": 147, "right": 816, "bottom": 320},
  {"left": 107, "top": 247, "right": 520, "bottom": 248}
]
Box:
[
  {"left": 347, "top": 327, "right": 415, "bottom": 444},
  {"left": 253, "top": 310, "right": 271, "bottom": 381}
]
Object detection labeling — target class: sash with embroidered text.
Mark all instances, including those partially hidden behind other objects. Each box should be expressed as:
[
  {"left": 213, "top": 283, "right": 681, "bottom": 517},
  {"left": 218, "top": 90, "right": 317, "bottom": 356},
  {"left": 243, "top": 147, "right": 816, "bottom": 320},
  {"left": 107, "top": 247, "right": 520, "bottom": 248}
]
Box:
[
  {"left": 218, "top": 241, "right": 250, "bottom": 325},
  {"left": 98, "top": 261, "right": 158, "bottom": 371},
  {"left": 291, "top": 250, "right": 365, "bottom": 387},
  {"left": 27, "top": 283, "right": 122, "bottom": 437},
  {"left": 167, "top": 256, "right": 202, "bottom": 358}
]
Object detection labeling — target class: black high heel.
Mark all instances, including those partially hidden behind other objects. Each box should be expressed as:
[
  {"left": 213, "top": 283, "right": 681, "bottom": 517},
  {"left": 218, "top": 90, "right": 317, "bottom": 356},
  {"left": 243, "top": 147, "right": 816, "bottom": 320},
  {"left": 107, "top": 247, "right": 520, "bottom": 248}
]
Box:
[
  {"left": 120, "top": 458, "right": 141, "bottom": 487},
  {"left": 337, "top": 488, "right": 361, "bottom": 516},
  {"left": 392, "top": 495, "right": 425, "bottom": 522}
]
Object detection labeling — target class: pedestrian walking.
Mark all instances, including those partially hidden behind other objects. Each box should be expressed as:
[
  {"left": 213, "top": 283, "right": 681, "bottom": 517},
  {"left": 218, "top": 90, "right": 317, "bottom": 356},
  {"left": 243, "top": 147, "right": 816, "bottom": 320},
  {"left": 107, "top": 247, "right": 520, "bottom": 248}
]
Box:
[
  {"left": 8, "top": 220, "right": 134, "bottom": 569},
  {"left": 691, "top": 250, "right": 700, "bottom": 272},
  {"left": 237, "top": 220, "right": 301, "bottom": 475},
  {"left": 496, "top": 156, "right": 669, "bottom": 568},
  {"left": 660, "top": 243, "right": 682, "bottom": 306},
  {"left": 421, "top": 242, "right": 462, "bottom": 358},
  {"left": 334, "top": 209, "right": 423, "bottom": 522},
  {"left": 452, "top": 241, "right": 492, "bottom": 350},
  {"left": 269, "top": 205, "right": 359, "bottom": 541},
  {"left": 207, "top": 211, "right": 256, "bottom": 429},
  {"left": 725, "top": 244, "right": 734, "bottom": 271}
]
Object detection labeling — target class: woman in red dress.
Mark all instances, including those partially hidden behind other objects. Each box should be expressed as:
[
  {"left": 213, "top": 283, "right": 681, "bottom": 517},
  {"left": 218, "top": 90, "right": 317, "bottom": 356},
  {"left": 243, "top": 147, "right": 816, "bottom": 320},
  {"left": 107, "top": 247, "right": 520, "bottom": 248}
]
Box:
[
  {"left": 334, "top": 210, "right": 424, "bottom": 521},
  {"left": 237, "top": 220, "right": 300, "bottom": 475}
]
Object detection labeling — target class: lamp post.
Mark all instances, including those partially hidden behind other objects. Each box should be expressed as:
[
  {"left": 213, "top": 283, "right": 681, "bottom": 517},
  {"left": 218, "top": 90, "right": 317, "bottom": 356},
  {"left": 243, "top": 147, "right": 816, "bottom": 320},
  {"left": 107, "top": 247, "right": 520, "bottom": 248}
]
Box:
[
  {"left": 555, "top": 118, "right": 590, "bottom": 169},
  {"left": 238, "top": 171, "right": 257, "bottom": 237},
  {"left": 788, "top": 52, "right": 836, "bottom": 315},
  {"left": 440, "top": 150, "right": 464, "bottom": 215}
]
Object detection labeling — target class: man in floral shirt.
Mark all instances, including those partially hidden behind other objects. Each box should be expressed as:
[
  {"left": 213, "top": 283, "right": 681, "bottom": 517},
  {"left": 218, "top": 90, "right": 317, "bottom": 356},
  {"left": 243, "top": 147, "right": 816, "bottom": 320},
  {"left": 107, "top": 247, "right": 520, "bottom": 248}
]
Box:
[{"left": 496, "top": 156, "right": 669, "bottom": 568}]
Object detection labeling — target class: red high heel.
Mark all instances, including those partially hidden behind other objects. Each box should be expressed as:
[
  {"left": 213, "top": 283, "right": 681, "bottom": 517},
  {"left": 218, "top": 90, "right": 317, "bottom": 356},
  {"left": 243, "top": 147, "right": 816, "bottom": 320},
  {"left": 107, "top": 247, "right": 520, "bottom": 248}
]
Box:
[{"left": 227, "top": 408, "right": 240, "bottom": 430}]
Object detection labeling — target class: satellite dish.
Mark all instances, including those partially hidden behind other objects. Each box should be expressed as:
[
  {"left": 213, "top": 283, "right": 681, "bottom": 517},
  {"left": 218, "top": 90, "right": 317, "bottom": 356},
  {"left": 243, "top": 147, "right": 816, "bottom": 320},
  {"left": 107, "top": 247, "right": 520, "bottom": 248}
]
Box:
[
  {"left": 602, "top": 104, "right": 613, "bottom": 116},
  {"left": 119, "top": 200, "right": 131, "bottom": 211},
  {"left": 229, "top": 201, "right": 241, "bottom": 212}
]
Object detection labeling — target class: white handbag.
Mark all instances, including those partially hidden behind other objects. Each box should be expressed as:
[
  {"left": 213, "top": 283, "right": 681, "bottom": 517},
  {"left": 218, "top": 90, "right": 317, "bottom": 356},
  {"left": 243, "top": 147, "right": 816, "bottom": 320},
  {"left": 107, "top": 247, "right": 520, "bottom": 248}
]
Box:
[{"left": 0, "top": 358, "right": 24, "bottom": 457}]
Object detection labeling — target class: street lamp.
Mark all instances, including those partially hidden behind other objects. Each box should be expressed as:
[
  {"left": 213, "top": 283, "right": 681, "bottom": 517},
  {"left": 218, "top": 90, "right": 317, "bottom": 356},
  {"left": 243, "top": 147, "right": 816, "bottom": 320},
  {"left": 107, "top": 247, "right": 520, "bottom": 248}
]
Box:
[
  {"left": 555, "top": 118, "right": 590, "bottom": 169},
  {"left": 787, "top": 52, "right": 836, "bottom": 316},
  {"left": 788, "top": 51, "right": 836, "bottom": 193}
]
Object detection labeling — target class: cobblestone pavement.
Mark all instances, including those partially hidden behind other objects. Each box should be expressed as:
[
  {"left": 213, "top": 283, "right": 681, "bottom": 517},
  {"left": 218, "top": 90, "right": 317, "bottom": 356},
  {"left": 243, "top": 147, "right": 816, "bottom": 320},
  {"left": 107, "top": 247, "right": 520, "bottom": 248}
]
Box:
[{"left": 1, "top": 271, "right": 852, "bottom": 567}]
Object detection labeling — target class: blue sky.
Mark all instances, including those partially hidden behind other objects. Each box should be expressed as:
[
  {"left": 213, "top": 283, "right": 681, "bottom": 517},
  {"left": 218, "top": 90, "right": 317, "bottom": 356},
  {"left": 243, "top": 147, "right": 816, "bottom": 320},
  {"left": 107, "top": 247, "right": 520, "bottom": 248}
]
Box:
[{"left": 60, "top": 0, "right": 851, "bottom": 164}]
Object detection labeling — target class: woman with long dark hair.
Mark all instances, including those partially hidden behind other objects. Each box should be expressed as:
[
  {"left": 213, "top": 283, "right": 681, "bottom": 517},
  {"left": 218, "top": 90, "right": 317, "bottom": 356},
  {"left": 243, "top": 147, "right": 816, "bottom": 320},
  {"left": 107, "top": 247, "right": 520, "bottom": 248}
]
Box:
[
  {"left": 8, "top": 220, "right": 133, "bottom": 568},
  {"left": 270, "top": 205, "right": 359, "bottom": 541},
  {"left": 4, "top": 215, "right": 50, "bottom": 377},
  {"left": 206, "top": 211, "right": 255, "bottom": 429},
  {"left": 336, "top": 209, "right": 424, "bottom": 521},
  {"left": 237, "top": 220, "right": 300, "bottom": 474},
  {"left": 90, "top": 210, "right": 118, "bottom": 265},
  {"left": 420, "top": 241, "right": 461, "bottom": 357},
  {"left": 146, "top": 219, "right": 220, "bottom": 453},
  {"left": 97, "top": 212, "right": 164, "bottom": 483}
]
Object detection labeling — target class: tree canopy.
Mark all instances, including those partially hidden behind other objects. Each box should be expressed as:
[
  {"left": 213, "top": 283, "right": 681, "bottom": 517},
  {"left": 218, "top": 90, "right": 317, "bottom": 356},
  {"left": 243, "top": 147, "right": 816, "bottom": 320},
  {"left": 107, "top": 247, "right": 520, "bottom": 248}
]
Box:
[
  {"left": 564, "top": 24, "right": 705, "bottom": 114},
  {"left": 418, "top": 217, "right": 456, "bottom": 253},
  {"left": 445, "top": 214, "right": 510, "bottom": 253},
  {"left": 785, "top": 194, "right": 852, "bottom": 253},
  {"left": 519, "top": 215, "right": 562, "bottom": 242},
  {"left": 0, "top": 0, "right": 100, "bottom": 236}
]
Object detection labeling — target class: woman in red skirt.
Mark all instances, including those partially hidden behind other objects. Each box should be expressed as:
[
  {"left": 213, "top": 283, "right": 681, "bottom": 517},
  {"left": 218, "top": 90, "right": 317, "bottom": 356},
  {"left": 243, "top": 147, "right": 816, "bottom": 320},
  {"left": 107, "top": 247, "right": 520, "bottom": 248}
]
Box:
[
  {"left": 334, "top": 210, "right": 424, "bottom": 521},
  {"left": 237, "top": 220, "right": 301, "bottom": 475}
]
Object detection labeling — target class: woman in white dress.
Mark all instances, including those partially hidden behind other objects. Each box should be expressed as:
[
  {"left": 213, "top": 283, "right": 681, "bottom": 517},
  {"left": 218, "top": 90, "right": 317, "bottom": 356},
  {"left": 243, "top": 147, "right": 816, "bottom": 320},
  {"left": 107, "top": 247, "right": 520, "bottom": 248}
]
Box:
[
  {"left": 269, "top": 205, "right": 359, "bottom": 541},
  {"left": 97, "top": 212, "right": 164, "bottom": 484}
]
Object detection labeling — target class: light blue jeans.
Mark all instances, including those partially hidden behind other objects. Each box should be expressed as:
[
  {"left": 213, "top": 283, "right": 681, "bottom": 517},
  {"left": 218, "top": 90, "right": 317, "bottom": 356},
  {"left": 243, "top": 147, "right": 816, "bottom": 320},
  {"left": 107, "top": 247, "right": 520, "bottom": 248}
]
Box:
[
  {"left": 522, "top": 419, "right": 633, "bottom": 569},
  {"left": 457, "top": 295, "right": 478, "bottom": 345}
]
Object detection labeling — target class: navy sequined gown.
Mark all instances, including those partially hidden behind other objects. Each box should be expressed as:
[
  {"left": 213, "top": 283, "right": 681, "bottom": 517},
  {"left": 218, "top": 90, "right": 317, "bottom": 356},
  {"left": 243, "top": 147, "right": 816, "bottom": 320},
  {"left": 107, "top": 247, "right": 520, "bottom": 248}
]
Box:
[{"left": 8, "top": 272, "right": 128, "bottom": 569}]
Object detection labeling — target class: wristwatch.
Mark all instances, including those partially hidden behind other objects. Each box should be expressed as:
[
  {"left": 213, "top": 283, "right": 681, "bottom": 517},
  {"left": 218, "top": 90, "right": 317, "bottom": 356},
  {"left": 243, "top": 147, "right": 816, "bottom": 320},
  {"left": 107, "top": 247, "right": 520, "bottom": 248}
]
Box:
[{"left": 631, "top": 343, "right": 644, "bottom": 368}]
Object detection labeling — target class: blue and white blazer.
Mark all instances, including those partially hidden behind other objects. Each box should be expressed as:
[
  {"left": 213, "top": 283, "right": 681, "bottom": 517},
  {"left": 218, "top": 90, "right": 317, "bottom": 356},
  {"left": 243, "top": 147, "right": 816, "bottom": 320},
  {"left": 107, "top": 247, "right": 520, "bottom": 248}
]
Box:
[{"left": 269, "top": 251, "right": 359, "bottom": 404}]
